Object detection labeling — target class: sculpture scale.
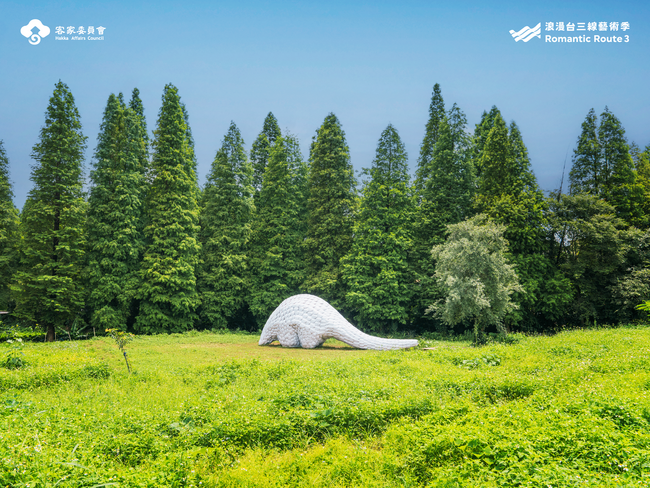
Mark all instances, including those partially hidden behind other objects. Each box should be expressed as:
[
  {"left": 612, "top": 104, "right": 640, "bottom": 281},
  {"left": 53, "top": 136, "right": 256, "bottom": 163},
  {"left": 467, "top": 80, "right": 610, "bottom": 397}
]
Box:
[{"left": 259, "top": 294, "right": 418, "bottom": 350}]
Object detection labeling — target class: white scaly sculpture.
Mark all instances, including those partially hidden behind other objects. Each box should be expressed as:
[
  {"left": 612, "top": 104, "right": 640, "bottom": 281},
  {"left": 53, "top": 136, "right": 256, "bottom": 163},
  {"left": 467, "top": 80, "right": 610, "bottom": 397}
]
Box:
[{"left": 259, "top": 294, "right": 418, "bottom": 350}]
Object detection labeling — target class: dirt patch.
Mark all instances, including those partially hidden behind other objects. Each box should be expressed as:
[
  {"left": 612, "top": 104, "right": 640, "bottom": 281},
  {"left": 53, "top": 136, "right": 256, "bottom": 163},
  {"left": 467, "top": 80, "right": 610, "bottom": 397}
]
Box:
[{"left": 176, "top": 340, "right": 371, "bottom": 361}]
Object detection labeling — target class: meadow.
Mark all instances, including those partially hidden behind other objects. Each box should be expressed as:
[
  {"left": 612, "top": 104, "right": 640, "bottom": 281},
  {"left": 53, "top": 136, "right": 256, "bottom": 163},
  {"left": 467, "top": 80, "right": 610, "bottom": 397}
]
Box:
[{"left": 1, "top": 327, "right": 650, "bottom": 487}]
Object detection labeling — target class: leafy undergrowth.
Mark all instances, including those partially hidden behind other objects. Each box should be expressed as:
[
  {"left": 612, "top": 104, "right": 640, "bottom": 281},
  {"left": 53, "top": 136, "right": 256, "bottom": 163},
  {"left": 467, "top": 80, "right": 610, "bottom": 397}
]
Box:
[{"left": 1, "top": 327, "right": 650, "bottom": 486}]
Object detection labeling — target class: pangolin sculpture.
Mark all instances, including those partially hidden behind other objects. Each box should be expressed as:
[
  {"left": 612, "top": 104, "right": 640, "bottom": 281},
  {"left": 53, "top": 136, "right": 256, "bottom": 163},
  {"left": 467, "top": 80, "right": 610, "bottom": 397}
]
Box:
[{"left": 259, "top": 294, "right": 418, "bottom": 350}]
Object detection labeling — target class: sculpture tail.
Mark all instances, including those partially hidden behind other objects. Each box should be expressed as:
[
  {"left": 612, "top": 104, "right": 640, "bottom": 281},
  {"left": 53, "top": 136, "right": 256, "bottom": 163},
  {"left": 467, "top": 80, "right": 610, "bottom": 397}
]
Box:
[{"left": 334, "top": 327, "right": 418, "bottom": 351}]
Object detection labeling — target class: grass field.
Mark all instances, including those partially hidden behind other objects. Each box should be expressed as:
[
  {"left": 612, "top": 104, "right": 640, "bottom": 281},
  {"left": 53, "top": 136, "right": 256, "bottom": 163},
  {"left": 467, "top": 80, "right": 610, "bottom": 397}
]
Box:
[{"left": 1, "top": 327, "right": 650, "bottom": 487}]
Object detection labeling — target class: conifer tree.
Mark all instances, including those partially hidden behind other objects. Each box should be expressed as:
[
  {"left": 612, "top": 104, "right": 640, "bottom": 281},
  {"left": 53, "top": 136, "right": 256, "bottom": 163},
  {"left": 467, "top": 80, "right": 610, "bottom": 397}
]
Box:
[
  {"left": 475, "top": 113, "right": 571, "bottom": 331},
  {"left": 180, "top": 103, "right": 198, "bottom": 177},
  {"left": 447, "top": 103, "right": 472, "bottom": 153},
  {"left": 0, "top": 141, "right": 19, "bottom": 312},
  {"left": 341, "top": 124, "right": 414, "bottom": 331},
  {"left": 303, "top": 113, "right": 356, "bottom": 310},
  {"left": 598, "top": 109, "right": 643, "bottom": 225},
  {"left": 128, "top": 87, "right": 151, "bottom": 247},
  {"left": 569, "top": 108, "right": 643, "bottom": 226},
  {"left": 415, "top": 83, "right": 445, "bottom": 192},
  {"left": 631, "top": 143, "right": 650, "bottom": 228},
  {"left": 198, "top": 122, "right": 254, "bottom": 329},
  {"left": 11, "top": 81, "right": 87, "bottom": 341},
  {"left": 129, "top": 88, "right": 150, "bottom": 171},
  {"left": 250, "top": 112, "right": 282, "bottom": 195},
  {"left": 412, "top": 110, "right": 475, "bottom": 331},
  {"left": 476, "top": 114, "right": 517, "bottom": 201},
  {"left": 509, "top": 122, "right": 539, "bottom": 195},
  {"left": 419, "top": 107, "right": 474, "bottom": 239},
  {"left": 248, "top": 134, "right": 307, "bottom": 325},
  {"left": 129, "top": 88, "right": 148, "bottom": 143},
  {"left": 569, "top": 108, "right": 601, "bottom": 195},
  {"left": 634, "top": 144, "right": 650, "bottom": 183},
  {"left": 136, "top": 84, "right": 201, "bottom": 334},
  {"left": 86, "top": 93, "right": 148, "bottom": 331},
  {"left": 471, "top": 105, "right": 502, "bottom": 177},
  {"left": 598, "top": 108, "right": 634, "bottom": 195}
]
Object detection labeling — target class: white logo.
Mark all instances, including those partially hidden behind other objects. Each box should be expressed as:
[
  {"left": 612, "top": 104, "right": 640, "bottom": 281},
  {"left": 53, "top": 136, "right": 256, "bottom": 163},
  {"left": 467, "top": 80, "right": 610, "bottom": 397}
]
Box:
[
  {"left": 509, "top": 23, "right": 541, "bottom": 42},
  {"left": 21, "top": 19, "right": 50, "bottom": 45}
]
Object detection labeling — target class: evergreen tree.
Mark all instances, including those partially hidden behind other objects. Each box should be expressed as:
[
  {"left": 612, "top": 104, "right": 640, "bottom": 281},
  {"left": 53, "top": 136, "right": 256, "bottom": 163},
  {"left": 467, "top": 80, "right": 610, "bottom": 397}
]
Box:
[
  {"left": 11, "top": 81, "right": 87, "bottom": 341},
  {"left": 598, "top": 109, "right": 643, "bottom": 225},
  {"left": 341, "top": 124, "right": 414, "bottom": 332},
  {"left": 447, "top": 103, "right": 472, "bottom": 154},
  {"left": 631, "top": 143, "right": 650, "bottom": 187},
  {"left": 631, "top": 143, "right": 650, "bottom": 228},
  {"left": 129, "top": 88, "right": 150, "bottom": 170},
  {"left": 198, "top": 122, "right": 254, "bottom": 329},
  {"left": 598, "top": 108, "right": 635, "bottom": 195},
  {"left": 569, "top": 108, "right": 643, "bottom": 226},
  {"left": 569, "top": 108, "right": 601, "bottom": 195},
  {"left": 415, "top": 83, "right": 445, "bottom": 192},
  {"left": 250, "top": 112, "right": 282, "bottom": 195},
  {"left": 633, "top": 144, "right": 650, "bottom": 185},
  {"left": 610, "top": 228, "right": 650, "bottom": 322},
  {"left": 476, "top": 114, "right": 517, "bottom": 201},
  {"left": 412, "top": 110, "right": 475, "bottom": 331},
  {"left": 0, "top": 141, "right": 19, "bottom": 312},
  {"left": 421, "top": 108, "right": 474, "bottom": 236},
  {"left": 548, "top": 194, "right": 634, "bottom": 325},
  {"left": 136, "top": 84, "right": 201, "bottom": 334},
  {"left": 475, "top": 114, "right": 572, "bottom": 331},
  {"left": 129, "top": 88, "right": 148, "bottom": 142},
  {"left": 180, "top": 102, "right": 197, "bottom": 176},
  {"left": 86, "top": 93, "right": 148, "bottom": 331},
  {"left": 509, "top": 122, "right": 539, "bottom": 194},
  {"left": 471, "top": 105, "right": 502, "bottom": 177},
  {"left": 249, "top": 134, "right": 307, "bottom": 326},
  {"left": 303, "top": 113, "right": 357, "bottom": 310}
]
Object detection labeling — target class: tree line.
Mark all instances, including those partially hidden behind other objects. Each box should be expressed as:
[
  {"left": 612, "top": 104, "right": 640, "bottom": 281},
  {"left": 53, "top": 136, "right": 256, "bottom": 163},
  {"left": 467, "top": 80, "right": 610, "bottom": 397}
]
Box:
[{"left": 0, "top": 81, "right": 648, "bottom": 341}]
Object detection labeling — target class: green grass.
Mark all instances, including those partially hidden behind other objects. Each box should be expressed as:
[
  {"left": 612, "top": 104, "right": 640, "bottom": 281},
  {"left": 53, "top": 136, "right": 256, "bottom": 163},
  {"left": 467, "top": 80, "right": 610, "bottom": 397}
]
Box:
[{"left": 1, "top": 327, "right": 650, "bottom": 487}]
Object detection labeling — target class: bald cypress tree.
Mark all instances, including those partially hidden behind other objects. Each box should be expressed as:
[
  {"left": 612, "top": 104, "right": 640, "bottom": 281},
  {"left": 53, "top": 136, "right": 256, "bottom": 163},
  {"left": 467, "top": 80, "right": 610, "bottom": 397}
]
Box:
[
  {"left": 475, "top": 114, "right": 571, "bottom": 331},
  {"left": 415, "top": 83, "right": 445, "bottom": 193},
  {"left": 129, "top": 88, "right": 150, "bottom": 173},
  {"left": 471, "top": 105, "right": 502, "bottom": 177},
  {"left": 569, "top": 108, "right": 602, "bottom": 196},
  {"left": 11, "top": 81, "right": 87, "bottom": 341},
  {"left": 598, "top": 108, "right": 642, "bottom": 225},
  {"left": 412, "top": 108, "right": 475, "bottom": 331},
  {"left": 129, "top": 89, "right": 148, "bottom": 141},
  {"left": 423, "top": 110, "right": 475, "bottom": 236},
  {"left": 631, "top": 143, "right": 650, "bottom": 228},
  {"left": 198, "top": 122, "right": 254, "bottom": 329},
  {"left": 476, "top": 114, "right": 517, "bottom": 200},
  {"left": 250, "top": 112, "right": 282, "bottom": 196},
  {"left": 570, "top": 108, "right": 643, "bottom": 226},
  {"left": 304, "top": 113, "right": 356, "bottom": 310},
  {"left": 86, "top": 93, "right": 147, "bottom": 331},
  {"left": 248, "top": 134, "right": 307, "bottom": 326},
  {"left": 0, "top": 141, "right": 19, "bottom": 312},
  {"left": 341, "top": 124, "right": 414, "bottom": 332},
  {"left": 135, "top": 84, "right": 201, "bottom": 334}
]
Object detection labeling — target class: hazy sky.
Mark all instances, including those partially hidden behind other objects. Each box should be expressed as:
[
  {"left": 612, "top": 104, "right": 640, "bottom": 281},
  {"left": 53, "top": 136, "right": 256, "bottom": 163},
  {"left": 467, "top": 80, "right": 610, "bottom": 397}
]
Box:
[{"left": 2, "top": 0, "right": 649, "bottom": 208}]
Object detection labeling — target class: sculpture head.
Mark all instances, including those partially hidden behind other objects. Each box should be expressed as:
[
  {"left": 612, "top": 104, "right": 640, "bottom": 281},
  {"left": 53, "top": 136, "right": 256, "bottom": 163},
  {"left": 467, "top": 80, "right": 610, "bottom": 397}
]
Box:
[{"left": 258, "top": 324, "right": 277, "bottom": 345}]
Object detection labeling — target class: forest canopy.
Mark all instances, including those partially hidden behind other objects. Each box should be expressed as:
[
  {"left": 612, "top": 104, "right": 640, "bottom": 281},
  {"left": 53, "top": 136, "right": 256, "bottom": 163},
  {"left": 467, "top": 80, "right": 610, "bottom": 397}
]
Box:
[{"left": 1, "top": 81, "right": 649, "bottom": 340}]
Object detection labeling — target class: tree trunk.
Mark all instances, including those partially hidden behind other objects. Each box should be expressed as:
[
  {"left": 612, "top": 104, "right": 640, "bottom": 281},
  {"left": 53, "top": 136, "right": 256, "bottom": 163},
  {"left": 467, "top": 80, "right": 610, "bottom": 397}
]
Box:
[{"left": 46, "top": 324, "right": 55, "bottom": 342}]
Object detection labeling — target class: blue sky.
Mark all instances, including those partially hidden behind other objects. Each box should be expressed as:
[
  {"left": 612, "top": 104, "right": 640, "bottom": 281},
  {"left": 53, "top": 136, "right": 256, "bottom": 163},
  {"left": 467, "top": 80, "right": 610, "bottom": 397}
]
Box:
[{"left": 1, "top": 0, "right": 649, "bottom": 208}]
